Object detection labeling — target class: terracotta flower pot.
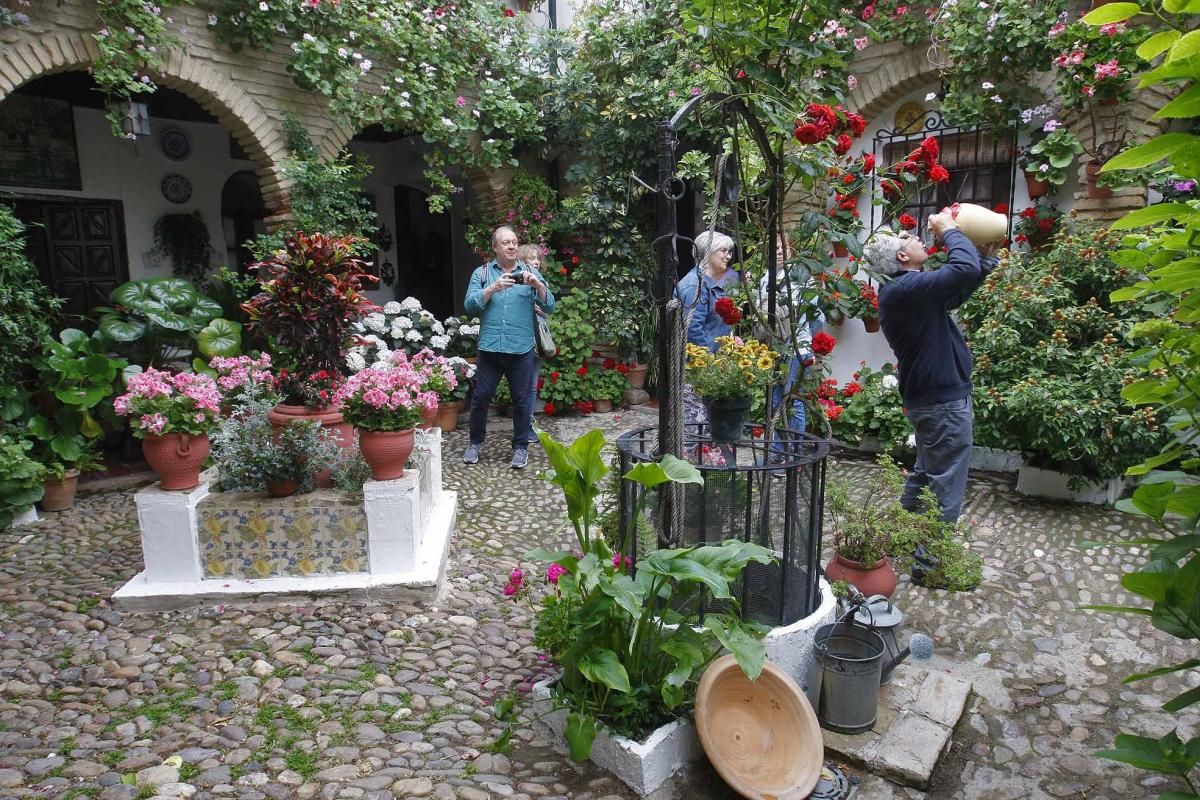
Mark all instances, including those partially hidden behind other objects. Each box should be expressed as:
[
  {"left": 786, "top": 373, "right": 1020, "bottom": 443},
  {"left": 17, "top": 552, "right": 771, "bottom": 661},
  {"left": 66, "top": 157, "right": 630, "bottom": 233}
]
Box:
[
  {"left": 592, "top": 398, "right": 614, "bottom": 413},
  {"left": 824, "top": 551, "right": 898, "bottom": 599},
  {"left": 436, "top": 402, "right": 459, "bottom": 432},
  {"left": 1024, "top": 171, "right": 1049, "bottom": 200},
  {"left": 862, "top": 316, "right": 881, "bottom": 334},
  {"left": 265, "top": 478, "right": 299, "bottom": 498},
  {"left": 417, "top": 405, "right": 439, "bottom": 430},
  {"left": 358, "top": 428, "right": 415, "bottom": 481},
  {"left": 626, "top": 363, "right": 648, "bottom": 389},
  {"left": 832, "top": 242, "right": 849, "bottom": 258},
  {"left": 40, "top": 470, "right": 80, "bottom": 511},
  {"left": 268, "top": 403, "right": 353, "bottom": 450},
  {"left": 143, "top": 432, "right": 210, "bottom": 491},
  {"left": 1086, "top": 161, "right": 1113, "bottom": 200}
]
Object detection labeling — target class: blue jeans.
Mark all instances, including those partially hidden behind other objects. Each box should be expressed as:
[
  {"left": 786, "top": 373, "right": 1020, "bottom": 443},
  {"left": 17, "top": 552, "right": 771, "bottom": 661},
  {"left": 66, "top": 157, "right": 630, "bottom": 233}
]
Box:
[
  {"left": 771, "top": 355, "right": 807, "bottom": 446},
  {"left": 902, "top": 396, "right": 973, "bottom": 523},
  {"left": 469, "top": 349, "right": 537, "bottom": 449}
]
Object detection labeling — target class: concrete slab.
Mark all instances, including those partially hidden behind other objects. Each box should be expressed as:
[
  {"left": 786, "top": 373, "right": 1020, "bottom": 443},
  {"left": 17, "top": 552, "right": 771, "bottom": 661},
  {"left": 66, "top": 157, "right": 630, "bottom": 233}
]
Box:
[{"left": 821, "top": 661, "right": 972, "bottom": 790}]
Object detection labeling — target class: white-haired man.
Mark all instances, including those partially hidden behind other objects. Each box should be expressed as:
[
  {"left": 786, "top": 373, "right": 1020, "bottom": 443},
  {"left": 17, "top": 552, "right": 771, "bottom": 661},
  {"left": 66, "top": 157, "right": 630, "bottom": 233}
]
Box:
[{"left": 864, "top": 211, "right": 999, "bottom": 525}]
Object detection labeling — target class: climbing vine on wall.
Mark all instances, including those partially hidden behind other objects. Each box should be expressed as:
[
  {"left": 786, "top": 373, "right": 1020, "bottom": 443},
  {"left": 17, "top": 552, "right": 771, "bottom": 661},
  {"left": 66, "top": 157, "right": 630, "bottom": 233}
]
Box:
[{"left": 92, "top": 0, "right": 179, "bottom": 137}]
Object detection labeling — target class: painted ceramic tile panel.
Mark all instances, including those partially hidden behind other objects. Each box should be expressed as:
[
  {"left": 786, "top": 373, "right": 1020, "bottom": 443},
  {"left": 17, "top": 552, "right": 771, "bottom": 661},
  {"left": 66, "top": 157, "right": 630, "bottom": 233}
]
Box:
[{"left": 197, "top": 490, "right": 368, "bottom": 579}]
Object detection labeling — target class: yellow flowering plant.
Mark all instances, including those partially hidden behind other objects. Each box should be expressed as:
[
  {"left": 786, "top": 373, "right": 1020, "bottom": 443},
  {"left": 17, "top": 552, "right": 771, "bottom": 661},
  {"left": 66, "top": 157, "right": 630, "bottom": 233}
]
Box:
[{"left": 685, "top": 336, "right": 779, "bottom": 401}]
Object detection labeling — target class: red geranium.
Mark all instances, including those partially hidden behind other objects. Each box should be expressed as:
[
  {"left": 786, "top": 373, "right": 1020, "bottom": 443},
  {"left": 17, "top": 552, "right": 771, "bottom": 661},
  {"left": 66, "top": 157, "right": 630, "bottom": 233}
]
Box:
[
  {"left": 551, "top": 371, "right": 560, "bottom": 383},
  {"left": 574, "top": 400, "right": 594, "bottom": 414},
  {"left": 571, "top": 256, "right": 580, "bottom": 265},
  {"left": 559, "top": 267, "right": 568, "bottom": 275},
  {"left": 825, "top": 403, "right": 845, "bottom": 422},
  {"left": 576, "top": 366, "right": 588, "bottom": 376},
  {"left": 1037, "top": 218, "right": 1054, "bottom": 232},
  {"left": 817, "top": 378, "right": 838, "bottom": 399},
  {"left": 812, "top": 331, "right": 838, "bottom": 356},
  {"left": 1019, "top": 207, "right": 1038, "bottom": 219},
  {"left": 502, "top": 6, "right": 515, "bottom": 15},
  {"left": 735, "top": 69, "right": 747, "bottom": 80},
  {"left": 543, "top": 401, "right": 556, "bottom": 415},
  {"left": 617, "top": 363, "right": 629, "bottom": 374},
  {"left": 603, "top": 357, "right": 616, "bottom": 369},
  {"left": 714, "top": 296, "right": 742, "bottom": 325},
  {"left": 899, "top": 213, "right": 918, "bottom": 230},
  {"left": 993, "top": 203, "right": 1009, "bottom": 214},
  {"left": 537, "top": 376, "right": 544, "bottom": 390},
  {"left": 843, "top": 381, "right": 863, "bottom": 397}
]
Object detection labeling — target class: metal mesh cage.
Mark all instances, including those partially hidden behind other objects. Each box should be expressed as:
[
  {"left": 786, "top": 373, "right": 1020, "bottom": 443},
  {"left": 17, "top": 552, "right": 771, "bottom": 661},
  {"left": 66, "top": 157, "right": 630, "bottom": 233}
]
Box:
[{"left": 616, "top": 423, "right": 830, "bottom": 627}]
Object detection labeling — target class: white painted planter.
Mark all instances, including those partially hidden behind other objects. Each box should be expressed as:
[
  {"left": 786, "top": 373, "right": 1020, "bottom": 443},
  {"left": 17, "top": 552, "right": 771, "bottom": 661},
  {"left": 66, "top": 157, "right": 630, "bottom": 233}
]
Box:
[
  {"left": 11, "top": 507, "right": 38, "bottom": 527},
  {"left": 531, "top": 680, "right": 703, "bottom": 796},
  {"left": 530, "top": 579, "right": 837, "bottom": 796},
  {"left": 969, "top": 446, "right": 1023, "bottom": 473},
  {"left": 1016, "top": 465, "right": 1125, "bottom": 505}
]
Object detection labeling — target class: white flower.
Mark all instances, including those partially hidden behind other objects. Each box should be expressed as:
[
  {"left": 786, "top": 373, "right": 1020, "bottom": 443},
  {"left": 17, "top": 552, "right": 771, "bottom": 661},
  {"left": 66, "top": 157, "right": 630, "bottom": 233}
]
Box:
[
  {"left": 384, "top": 301, "right": 402, "bottom": 314},
  {"left": 925, "top": 92, "right": 938, "bottom": 102},
  {"left": 207, "top": 14, "right": 218, "bottom": 25},
  {"left": 882, "top": 374, "right": 899, "bottom": 390},
  {"left": 906, "top": 433, "right": 917, "bottom": 448},
  {"left": 1043, "top": 119, "right": 1062, "bottom": 132},
  {"left": 346, "top": 351, "right": 368, "bottom": 372},
  {"left": 258, "top": 1, "right": 268, "bottom": 9},
  {"left": 396, "top": 316, "right": 413, "bottom": 330},
  {"left": 990, "top": 95, "right": 1003, "bottom": 103},
  {"left": 442, "top": 117, "right": 456, "bottom": 128},
  {"left": 400, "top": 297, "right": 422, "bottom": 312},
  {"left": 430, "top": 335, "right": 451, "bottom": 350},
  {"left": 338, "top": 47, "right": 348, "bottom": 58},
  {"left": 360, "top": 59, "right": 372, "bottom": 74},
  {"left": 405, "top": 329, "right": 423, "bottom": 342},
  {"left": 430, "top": 320, "right": 444, "bottom": 334},
  {"left": 981, "top": 81, "right": 994, "bottom": 90},
  {"left": 419, "top": 310, "right": 435, "bottom": 321},
  {"left": 444, "top": 316, "right": 460, "bottom": 326}
]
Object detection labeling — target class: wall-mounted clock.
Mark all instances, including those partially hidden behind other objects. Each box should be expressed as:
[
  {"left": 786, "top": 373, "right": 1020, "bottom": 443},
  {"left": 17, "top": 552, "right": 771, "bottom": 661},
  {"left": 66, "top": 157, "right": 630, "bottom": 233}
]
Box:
[{"left": 894, "top": 101, "right": 926, "bottom": 135}]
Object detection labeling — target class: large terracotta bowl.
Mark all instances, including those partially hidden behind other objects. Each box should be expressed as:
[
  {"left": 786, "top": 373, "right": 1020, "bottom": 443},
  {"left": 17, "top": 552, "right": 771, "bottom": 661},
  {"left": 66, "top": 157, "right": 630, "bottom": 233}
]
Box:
[{"left": 695, "top": 655, "right": 823, "bottom": 799}]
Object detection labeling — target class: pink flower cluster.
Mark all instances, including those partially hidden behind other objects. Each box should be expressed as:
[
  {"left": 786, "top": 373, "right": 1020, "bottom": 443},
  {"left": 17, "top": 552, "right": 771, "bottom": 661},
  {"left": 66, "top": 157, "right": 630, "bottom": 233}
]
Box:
[
  {"left": 503, "top": 568, "right": 525, "bottom": 596},
  {"left": 1054, "top": 49, "right": 1086, "bottom": 67},
  {"left": 208, "top": 354, "right": 273, "bottom": 395},
  {"left": 334, "top": 354, "right": 438, "bottom": 414},
  {"left": 113, "top": 368, "right": 222, "bottom": 438},
  {"left": 611, "top": 553, "right": 632, "bottom": 572},
  {"left": 546, "top": 563, "right": 568, "bottom": 584},
  {"left": 410, "top": 349, "right": 458, "bottom": 398},
  {"left": 1094, "top": 58, "right": 1122, "bottom": 80}
]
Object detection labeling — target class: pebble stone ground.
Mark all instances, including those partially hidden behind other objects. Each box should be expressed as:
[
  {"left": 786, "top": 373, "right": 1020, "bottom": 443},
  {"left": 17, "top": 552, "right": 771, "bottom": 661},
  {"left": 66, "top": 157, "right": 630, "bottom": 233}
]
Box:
[{"left": 0, "top": 407, "right": 1195, "bottom": 800}]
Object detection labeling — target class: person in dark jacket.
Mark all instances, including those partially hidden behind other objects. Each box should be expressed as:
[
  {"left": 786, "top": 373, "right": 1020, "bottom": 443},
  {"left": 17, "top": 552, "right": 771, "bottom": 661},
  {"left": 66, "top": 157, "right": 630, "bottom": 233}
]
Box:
[{"left": 865, "top": 211, "right": 999, "bottom": 523}]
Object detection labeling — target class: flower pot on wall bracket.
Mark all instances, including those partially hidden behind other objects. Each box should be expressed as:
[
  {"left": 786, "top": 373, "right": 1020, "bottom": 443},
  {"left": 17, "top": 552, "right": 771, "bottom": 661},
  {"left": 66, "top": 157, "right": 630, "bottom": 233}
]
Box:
[
  {"left": 1086, "top": 161, "right": 1113, "bottom": 200},
  {"left": 832, "top": 242, "right": 849, "bottom": 258},
  {"left": 862, "top": 316, "right": 880, "bottom": 333},
  {"left": 1024, "top": 171, "right": 1049, "bottom": 199}
]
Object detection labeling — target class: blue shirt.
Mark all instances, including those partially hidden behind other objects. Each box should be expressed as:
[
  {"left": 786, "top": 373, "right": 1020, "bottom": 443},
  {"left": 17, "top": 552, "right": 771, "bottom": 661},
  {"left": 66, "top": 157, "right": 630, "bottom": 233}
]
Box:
[
  {"left": 674, "top": 267, "right": 741, "bottom": 352},
  {"left": 464, "top": 260, "right": 555, "bottom": 355}
]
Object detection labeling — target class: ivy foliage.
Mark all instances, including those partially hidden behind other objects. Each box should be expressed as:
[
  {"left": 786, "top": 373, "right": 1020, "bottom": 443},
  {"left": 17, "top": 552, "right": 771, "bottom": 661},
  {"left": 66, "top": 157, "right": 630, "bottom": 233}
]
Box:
[{"left": 0, "top": 205, "right": 61, "bottom": 387}]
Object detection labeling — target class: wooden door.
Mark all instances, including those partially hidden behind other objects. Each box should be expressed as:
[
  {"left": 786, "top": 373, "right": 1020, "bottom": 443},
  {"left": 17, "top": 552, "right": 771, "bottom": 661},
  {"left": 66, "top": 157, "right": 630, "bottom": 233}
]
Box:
[{"left": 15, "top": 199, "right": 129, "bottom": 322}]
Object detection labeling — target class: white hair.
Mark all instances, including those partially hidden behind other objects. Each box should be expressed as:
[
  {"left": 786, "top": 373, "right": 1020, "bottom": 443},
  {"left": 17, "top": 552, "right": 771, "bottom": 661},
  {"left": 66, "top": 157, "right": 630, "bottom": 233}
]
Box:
[
  {"left": 863, "top": 232, "right": 908, "bottom": 277},
  {"left": 491, "top": 225, "right": 517, "bottom": 246},
  {"left": 693, "top": 230, "right": 735, "bottom": 269}
]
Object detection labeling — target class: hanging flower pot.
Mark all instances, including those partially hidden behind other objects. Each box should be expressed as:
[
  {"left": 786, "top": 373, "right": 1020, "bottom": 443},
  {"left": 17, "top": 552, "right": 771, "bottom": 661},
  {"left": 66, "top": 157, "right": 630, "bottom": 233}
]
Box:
[
  {"left": 1086, "top": 161, "right": 1113, "bottom": 199},
  {"left": 40, "top": 470, "right": 80, "bottom": 511},
  {"left": 1024, "top": 171, "right": 1050, "bottom": 200},
  {"left": 824, "top": 552, "right": 898, "bottom": 599},
  {"left": 143, "top": 433, "right": 210, "bottom": 491},
  {"left": 358, "top": 428, "right": 416, "bottom": 481},
  {"left": 862, "top": 316, "right": 881, "bottom": 334},
  {"left": 703, "top": 395, "right": 752, "bottom": 443},
  {"left": 832, "top": 242, "right": 849, "bottom": 258},
  {"left": 265, "top": 478, "right": 299, "bottom": 498}
]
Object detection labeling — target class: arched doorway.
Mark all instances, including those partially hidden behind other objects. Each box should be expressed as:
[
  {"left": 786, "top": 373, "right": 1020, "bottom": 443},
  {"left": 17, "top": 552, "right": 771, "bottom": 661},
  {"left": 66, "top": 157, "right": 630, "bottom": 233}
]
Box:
[
  {"left": 221, "top": 170, "right": 267, "bottom": 274},
  {"left": 393, "top": 184, "right": 454, "bottom": 318}
]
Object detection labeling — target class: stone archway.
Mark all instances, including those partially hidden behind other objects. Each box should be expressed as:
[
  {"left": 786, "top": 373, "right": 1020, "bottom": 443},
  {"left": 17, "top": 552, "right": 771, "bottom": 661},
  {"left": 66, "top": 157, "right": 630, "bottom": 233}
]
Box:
[
  {"left": 0, "top": 30, "right": 289, "bottom": 215},
  {"left": 846, "top": 42, "right": 942, "bottom": 122}
]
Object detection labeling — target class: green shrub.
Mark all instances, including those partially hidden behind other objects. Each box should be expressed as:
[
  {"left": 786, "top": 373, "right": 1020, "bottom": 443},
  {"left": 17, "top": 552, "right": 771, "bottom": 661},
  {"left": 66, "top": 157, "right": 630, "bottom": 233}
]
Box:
[
  {"left": 0, "top": 205, "right": 61, "bottom": 386},
  {"left": 0, "top": 434, "right": 45, "bottom": 530}
]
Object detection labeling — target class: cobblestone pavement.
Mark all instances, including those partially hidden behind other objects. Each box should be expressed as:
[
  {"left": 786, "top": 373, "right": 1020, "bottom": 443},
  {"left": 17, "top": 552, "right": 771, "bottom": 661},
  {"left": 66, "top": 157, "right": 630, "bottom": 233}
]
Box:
[{"left": 0, "top": 409, "right": 1194, "bottom": 800}]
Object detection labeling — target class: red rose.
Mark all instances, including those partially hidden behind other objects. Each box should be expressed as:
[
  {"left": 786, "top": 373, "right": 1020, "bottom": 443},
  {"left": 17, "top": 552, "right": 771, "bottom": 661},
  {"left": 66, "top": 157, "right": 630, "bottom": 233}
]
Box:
[
  {"left": 919, "top": 136, "right": 939, "bottom": 163},
  {"left": 993, "top": 203, "right": 1009, "bottom": 214},
  {"left": 806, "top": 103, "right": 838, "bottom": 130},
  {"left": 502, "top": 6, "right": 515, "bottom": 15},
  {"left": 899, "top": 213, "right": 918, "bottom": 230},
  {"left": 714, "top": 296, "right": 742, "bottom": 325},
  {"left": 812, "top": 331, "right": 837, "bottom": 356},
  {"left": 881, "top": 178, "right": 901, "bottom": 198},
  {"left": 794, "top": 123, "right": 824, "bottom": 144},
  {"left": 543, "top": 402, "right": 556, "bottom": 415},
  {"left": 843, "top": 174, "right": 855, "bottom": 185},
  {"left": 862, "top": 153, "right": 876, "bottom": 172},
  {"left": 900, "top": 160, "right": 922, "bottom": 174},
  {"left": 846, "top": 113, "right": 868, "bottom": 137},
  {"left": 577, "top": 366, "right": 588, "bottom": 376},
  {"left": 928, "top": 164, "right": 950, "bottom": 183},
  {"left": 835, "top": 134, "right": 853, "bottom": 155},
  {"left": 1037, "top": 218, "right": 1054, "bottom": 232},
  {"left": 603, "top": 358, "right": 616, "bottom": 369}
]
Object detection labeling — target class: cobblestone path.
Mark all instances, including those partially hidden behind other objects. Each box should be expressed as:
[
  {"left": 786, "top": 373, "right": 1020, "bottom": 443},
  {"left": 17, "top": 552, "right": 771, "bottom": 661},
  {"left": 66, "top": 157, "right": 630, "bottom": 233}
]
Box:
[{"left": 0, "top": 410, "right": 1194, "bottom": 800}]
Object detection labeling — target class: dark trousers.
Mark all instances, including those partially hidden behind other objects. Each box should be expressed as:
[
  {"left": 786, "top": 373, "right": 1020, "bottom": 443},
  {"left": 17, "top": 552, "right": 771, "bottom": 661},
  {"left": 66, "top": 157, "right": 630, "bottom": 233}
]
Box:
[{"left": 469, "top": 349, "right": 537, "bottom": 449}]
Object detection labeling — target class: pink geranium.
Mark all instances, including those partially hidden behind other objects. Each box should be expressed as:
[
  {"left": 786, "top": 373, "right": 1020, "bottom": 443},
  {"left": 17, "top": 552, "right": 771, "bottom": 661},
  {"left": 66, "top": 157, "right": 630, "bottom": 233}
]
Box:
[
  {"left": 333, "top": 354, "right": 437, "bottom": 431},
  {"left": 114, "top": 368, "right": 222, "bottom": 439}
]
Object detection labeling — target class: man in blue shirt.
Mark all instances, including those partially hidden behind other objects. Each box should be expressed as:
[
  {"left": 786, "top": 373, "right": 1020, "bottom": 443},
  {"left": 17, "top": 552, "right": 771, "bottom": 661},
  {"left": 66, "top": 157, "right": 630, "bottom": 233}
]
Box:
[
  {"left": 866, "top": 210, "right": 998, "bottom": 524},
  {"left": 462, "top": 226, "right": 554, "bottom": 469}
]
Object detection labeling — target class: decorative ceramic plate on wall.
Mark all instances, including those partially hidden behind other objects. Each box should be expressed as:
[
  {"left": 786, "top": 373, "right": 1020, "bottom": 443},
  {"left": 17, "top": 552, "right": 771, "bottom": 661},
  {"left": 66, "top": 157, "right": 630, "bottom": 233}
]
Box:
[
  {"left": 160, "top": 128, "right": 191, "bottom": 161},
  {"left": 161, "top": 173, "right": 193, "bottom": 204}
]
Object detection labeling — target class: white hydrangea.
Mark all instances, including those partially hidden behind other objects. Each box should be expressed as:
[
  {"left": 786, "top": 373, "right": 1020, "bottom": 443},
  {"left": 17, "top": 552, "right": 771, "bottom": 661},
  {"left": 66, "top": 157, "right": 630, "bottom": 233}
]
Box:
[
  {"left": 396, "top": 317, "right": 413, "bottom": 330},
  {"left": 882, "top": 374, "right": 899, "bottom": 390},
  {"left": 419, "top": 310, "right": 435, "bottom": 321},
  {"left": 461, "top": 324, "right": 479, "bottom": 335},
  {"left": 364, "top": 313, "right": 387, "bottom": 333},
  {"left": 431, "top": 320, "right": 445, "bottom": 335},
  {"left": 430, "top": 334, "right": 450, "bottom": 350},
  {"left": 345, "top": 351, "right": 368, "bottom": 372},
  {"left": 384, "top": 301, "right": 402, "bottom": 314},
  {"left": 400, "top": 297, "right": 423, "bottom": 312},
  {"left": 405, "top": 329, "right": 423, "bottom": 342},
  {"left": 444, "top": 316, "right": 460, "bottom": 327}
]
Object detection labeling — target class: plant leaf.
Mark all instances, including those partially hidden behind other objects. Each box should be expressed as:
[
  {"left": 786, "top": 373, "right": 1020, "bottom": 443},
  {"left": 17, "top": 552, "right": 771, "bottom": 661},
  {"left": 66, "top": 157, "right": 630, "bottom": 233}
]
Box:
[
  {"left": 705, "top": 614, "right": 766, "bottom": 681},
  {"left": 578, "top": 648, "right": 631, "bottom": 693},
  {"left": 564, "top": 713, "right": 597, "bottom": 762},
  {"left": 1081, "top": 1, "right": 1141, "bottom": 23},
  {"left": 196, "top": 318, "right": 242, "bottom": 357}
]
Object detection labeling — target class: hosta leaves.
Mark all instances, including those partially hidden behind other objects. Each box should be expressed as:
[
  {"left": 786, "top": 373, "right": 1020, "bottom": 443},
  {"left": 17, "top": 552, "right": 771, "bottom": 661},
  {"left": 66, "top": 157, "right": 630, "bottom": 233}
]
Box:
[
  {"left": 564, "top": 713, "right": 597, "bottom": 762},
  {"left": 197, "top": 318, "right": 242, "bottom": 357},
  {"left": 578, "top": 648, "right": 631, "bottom": 693}
]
